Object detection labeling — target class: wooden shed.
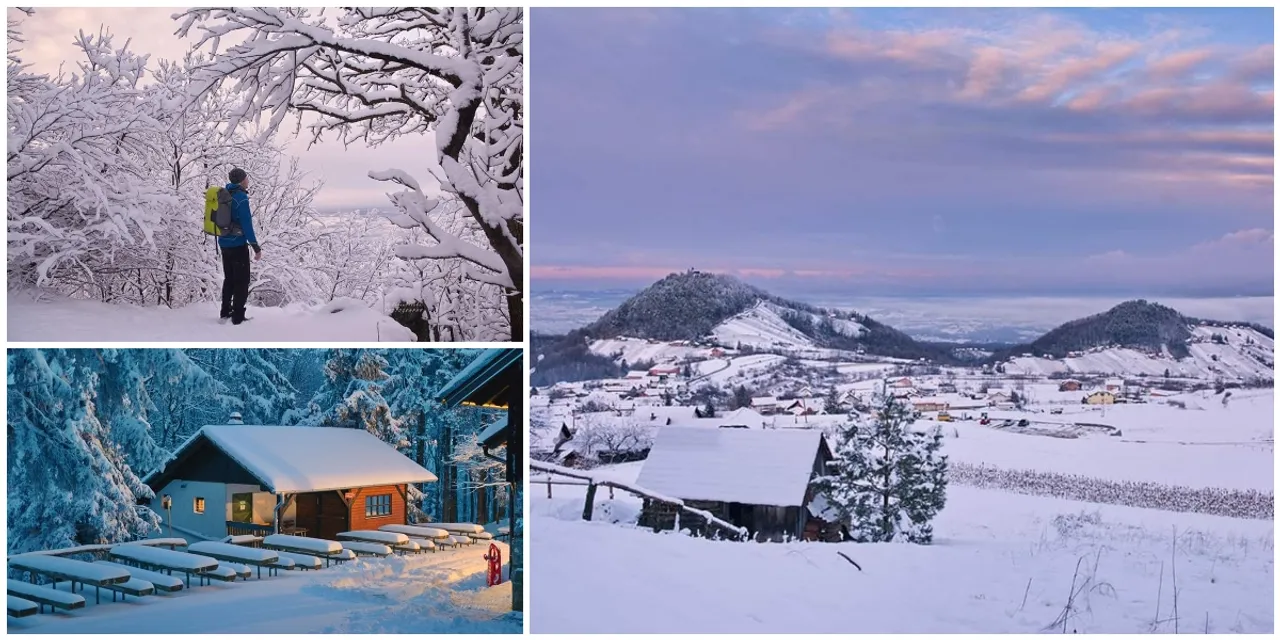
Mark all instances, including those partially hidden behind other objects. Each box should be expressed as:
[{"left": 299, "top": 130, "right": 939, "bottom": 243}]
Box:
[
  {"left": 436, "top": 347, "right": 523, "bottom": 612},
  {"left": 142, "top": 425, "right": 437, "bottom": 541},
  {"left": 636, "top": 427, "right": 832, "bottom": 541}
]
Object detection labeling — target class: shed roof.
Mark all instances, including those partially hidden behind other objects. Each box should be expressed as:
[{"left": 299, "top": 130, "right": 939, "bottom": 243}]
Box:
[
  {"left": 635, "top": 427, "right": 824, "bottom": 507},
  {"left": 437, "top": 348, "right": 521, "bottom": 409},
  {"left": 145, "top": 426, "right": 438, "bottom": 493}
]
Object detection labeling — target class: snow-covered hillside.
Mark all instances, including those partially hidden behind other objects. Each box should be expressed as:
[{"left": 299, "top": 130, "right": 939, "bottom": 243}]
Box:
[
  {"left": 533, "top": 483, "right": 1272, "bottom": 633},
  {"left": 1005, "top": 325, "right": 1273, "bottom": 380},
  {"left": 587, "top": 337, "right": 712, "bottom": 365},
  {"left": 710, "top": 302, "right": 866, "bottom": 351}
]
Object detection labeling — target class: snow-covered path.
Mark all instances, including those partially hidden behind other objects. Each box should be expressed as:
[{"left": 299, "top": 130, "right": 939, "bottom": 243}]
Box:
[
  {"left": 8, "top": 541, "right": 518, "bottom": 634},
  {"left": 531, "top": 487, "right": 1273, "bottom": 633},
  {"left": 8, "top": 293, "right": 415, "bottom": 342}
]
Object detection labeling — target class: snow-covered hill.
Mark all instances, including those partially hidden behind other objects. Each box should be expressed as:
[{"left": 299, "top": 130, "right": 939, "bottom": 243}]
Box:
[
  {"left": 1004, "top": 324, "right": 1273, "bottom": 379},
  {"left": 710, "top": 302, "right": 866, "bottom": 351}
]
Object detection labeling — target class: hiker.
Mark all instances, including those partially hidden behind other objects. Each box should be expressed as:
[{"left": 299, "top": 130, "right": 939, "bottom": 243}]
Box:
[{"left": 219, "top": 168, "right": 262, "bottom": 325}]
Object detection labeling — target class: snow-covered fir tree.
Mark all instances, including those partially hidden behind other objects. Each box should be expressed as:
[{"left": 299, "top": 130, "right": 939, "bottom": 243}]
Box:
[
  {"left": 815, "top": 394, "right": 948, "bottom": 544},
  {"left": 7, "top": 350, "right": 160, "bottom": 553}
]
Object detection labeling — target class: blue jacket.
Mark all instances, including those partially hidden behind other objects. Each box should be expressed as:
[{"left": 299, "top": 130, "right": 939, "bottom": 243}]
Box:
[{"left": 217, "top": 183, "right": 259, "bottom": 250}]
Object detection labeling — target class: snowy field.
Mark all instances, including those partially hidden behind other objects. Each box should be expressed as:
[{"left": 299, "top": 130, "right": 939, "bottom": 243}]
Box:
[
  {"left": 8, "top": 293, "right": 414, "bottom": 342},
  {"left": 531, "top": 485, "right": 1272, "bottom": 633},
  {"left": 531, "top": 387, "right": 1274, "bottom": 633},
  {"left": 8, "top": 542, "right": 518, "bottom": 634}
]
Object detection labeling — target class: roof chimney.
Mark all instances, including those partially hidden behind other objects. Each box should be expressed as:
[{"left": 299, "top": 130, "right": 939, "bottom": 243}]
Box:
[{"left": 228, "top": 411, "right": 244, "bottom": 425}]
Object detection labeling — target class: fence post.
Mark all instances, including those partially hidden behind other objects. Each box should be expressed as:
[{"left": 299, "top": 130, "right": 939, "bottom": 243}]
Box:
[
  {"left": 582, "top": 482, "right": 598, "bottom": 521},
  {"left": 547, "top": 476, "right": 552, "bottom": 499}
]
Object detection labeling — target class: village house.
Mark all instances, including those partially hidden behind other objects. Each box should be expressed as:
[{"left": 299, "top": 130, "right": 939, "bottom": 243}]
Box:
[
  {"left": 888, "top": 377, "right": 913, "bottom": 388},
  {"left": 1086, "top": 390, "right": 1116, "bottom": 405},
  {"left": 911, "top": 397, "right": 950, "bottom": 413},
  {"left": 751, "top": 395, "right": 780, "bottom": 414},
  {"left": 1104, "top": 378, "right": 1125, "bottom": 393},
  {"left": 143, "top": 425, "right": 438, "bottom": 542},
  {"left": 985, "top": 390, "right": 1011, "bottom": 406},
  {"left": 1058, "top": 379, "right": 1082, "bottom": 392},
  {"left": 648, "top": 365, "right": 681, "bottom": 380},
  {"left": 635, "top": 427, "right": 834, "bottom": 541}
]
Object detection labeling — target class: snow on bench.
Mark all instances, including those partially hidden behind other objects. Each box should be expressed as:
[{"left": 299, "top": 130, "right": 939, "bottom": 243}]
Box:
[
  {"left": 204, "top": 566, "right": 240, "bottom": 583},
  {"left": 430, "top": 523, "right": 485, "bottom": 535},
  {"left": 340, "top": 541, "right": 391, "bottom": 557},
  {"left": 469, "top": 531, "right": 495, "bottom": 541},
  {"left": 7, "top": 580, "right": 85, "bottom": 612},
  {"left": 7, "top": 555, "right": 130, "bottom": 587},
  {"left": 94, "top": 562, "right": 184, "bottom": 593},
  {"left": 109, "top": 545, "right": 217, "bottom": 588},
  {"left": 271, "top": 551, "right": 323, "bottom": 571},
  {"left": 337, "top": 530, "right": 410, "bottom": 545},
  {"left": 221, "top": 535, "right": 263, "bottom": 546},
  {"left": 221, "top": 562, "right": 252, "bottom": 579},
  {"left": 188, "top": 541, "right": 281, "bottom": 578},
  {"left": 392, "top": 540, "right": 423, "bottom": 554},
  {"left": 8, "top": 595, "right": 38, "bottom": 618},
  {"left": 450, "top": 535, "right": 474, "bottom": 546},
  {"left": 101, "top": 578, "right": 154, "bottom": 602},
  {"left": 127, "top": 538, "right": 189, "bottom": 550},
  {"left": 334, "top": 549, "right": 356, "bottom": 562},
  {"left": 379, "top": 524, "right": 449, "bottom": 539},
  {"left": 262, "top": 535, "right": 342, "bottom": 555}
]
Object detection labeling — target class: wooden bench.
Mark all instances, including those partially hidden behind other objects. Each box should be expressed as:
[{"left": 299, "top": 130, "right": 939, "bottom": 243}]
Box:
[
  {"left": 188, "top": 542, "right": 281, "bottom": 579},
  {"left": 95, "top": 562, "right": 184, "bottom": 593},
  {"left": 7, "top": 580, "right": 85, "bottom": 614},
  {"left": 8, "top": 595, "right": 38, "bottom": 618},
  {"left": 262, "top": 535, "right": 346, "bottom": 568},
  {"left": 270, "top": 551, "right": 323, "bottom": 571},
  {"left": 340, "top": 541, "right": 392, "bottom": 557},
  {"left": 101, "top": 578, "right": 154, "bottom": 602},
  {"left": 204, "top": 566, "right": 240, "bottom": 583}
]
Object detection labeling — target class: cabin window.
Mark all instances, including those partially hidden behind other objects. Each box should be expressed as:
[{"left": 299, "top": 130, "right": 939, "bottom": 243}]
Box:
[
  {"left": 193, "top": 497, "right": 206, "bottom": 514},
  {"left": 365, "top": 494, "right": 392, "bottom": 518}
]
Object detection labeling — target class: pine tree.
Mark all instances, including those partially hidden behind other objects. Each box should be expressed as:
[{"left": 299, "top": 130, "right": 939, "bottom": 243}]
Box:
[
  {"left": 815, "top": 394, "right": 948, "bottom": 544},
  {"left": 732, "top": 384, "right": 752, "bottom": 410},
  {"left": 823, "top": 387, "right": 841, "bottom": 414},
  {"left": 7, "top": 350, "right": 160, "bottom": 552}
]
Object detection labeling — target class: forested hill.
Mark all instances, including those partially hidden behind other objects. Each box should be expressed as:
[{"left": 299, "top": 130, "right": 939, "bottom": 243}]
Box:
[
  {"left": 6, "top": 349, "right": 506, "bottom": 555},
  {"left": 1001, "top": 300, "right": 1272, "bottom": 360}
]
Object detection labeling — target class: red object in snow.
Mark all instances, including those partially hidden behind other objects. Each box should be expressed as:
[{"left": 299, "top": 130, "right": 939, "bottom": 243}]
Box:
[{"left": 484, "top": 542, "right": 502, "bottom": 586}]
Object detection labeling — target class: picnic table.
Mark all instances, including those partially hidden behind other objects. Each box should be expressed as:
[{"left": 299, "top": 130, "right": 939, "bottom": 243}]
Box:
[
  {"left": 109, "top": 545, "right": 217, "bottom": 588},
  {"left": 262, "top": 535, "right": 345, "bottom": 567},
  {"left": 337, "top": 531, "right": 409, "bottom": 545},
  {"left": 7, "top": 580, "right": 85, "bottom": 613},
  {"left": 101, "top": 577, "right": 154, "bottom": 602},
  {"left": 431, "top": 523, "right": 485, "bottom": 535},
  {"left": 8, "top": 555, "right": 130, "bottom": 605},
  {"left": 378, "top": 524, "right": 449, "bottom": 539},
  {"left": 188, "top": 542, "right": 280, "bottom": 579},
  {"left": 94, "top": 561, "right": 184, "bottom": 593},
  {"left": 8, "top": 595, "right": 38, "bottom": 618},
  {"left": 339, "top": 541, "right": 391, "bottom": 557},
  {"left": 270, "top": 550, "right": 323, "bottom": 571}
]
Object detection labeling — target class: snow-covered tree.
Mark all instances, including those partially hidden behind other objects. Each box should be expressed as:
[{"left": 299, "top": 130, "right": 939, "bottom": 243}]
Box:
[
  {"left": 304, "top": 350, "right": 405, "bottom": 448},
  {"left": 815, "top": 394, "right": 948, "bottom": 544},
  {"left": 7, "top": 350, "right": 160, "bottom": 552},
  {"left": 176, "top": 7, "right": 524, "bottom": 340}
]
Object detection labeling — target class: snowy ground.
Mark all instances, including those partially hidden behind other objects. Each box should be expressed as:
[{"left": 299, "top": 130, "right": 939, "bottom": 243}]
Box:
[
  {"left": 8, "top": 293, "right": 415, "bottom": 342},
  {"left": 531, "top": 484, "right": 1273, "bottom": 633},
  {"left": 8, "top": 541, "right": 519, "bottom": 634}
]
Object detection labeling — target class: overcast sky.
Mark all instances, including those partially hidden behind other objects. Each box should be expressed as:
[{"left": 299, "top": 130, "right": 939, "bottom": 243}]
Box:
[
  {"left": 531, "top": 8, "right": 1274, "bottom": 297},
  {"left": 9, "top": 7, "right": 436, "bottom": 211}
]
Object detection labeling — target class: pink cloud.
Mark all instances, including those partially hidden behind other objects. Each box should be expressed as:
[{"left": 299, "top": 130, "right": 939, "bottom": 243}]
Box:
[
  {"left": 1146, "top": 47, "right": 1216, "bottom": 80},
  {"left": 1016, "top": 41, "right": 1141, "bottom": 103}
]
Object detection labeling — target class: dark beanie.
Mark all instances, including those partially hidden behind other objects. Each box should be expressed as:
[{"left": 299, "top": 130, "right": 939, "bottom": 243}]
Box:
[{"left": 229, "top": 168, "right": 247, "bottom": 184}]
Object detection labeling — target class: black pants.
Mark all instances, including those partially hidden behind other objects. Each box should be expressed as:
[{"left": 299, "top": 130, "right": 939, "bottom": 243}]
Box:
[{"left": 220, "top": 245, "right": 251, "bottom": 322}]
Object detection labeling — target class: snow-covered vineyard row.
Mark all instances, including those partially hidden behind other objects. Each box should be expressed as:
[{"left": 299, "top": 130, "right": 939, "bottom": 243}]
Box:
[{"left": 950, "top": 462, "right": 1273, "bottom": 521}]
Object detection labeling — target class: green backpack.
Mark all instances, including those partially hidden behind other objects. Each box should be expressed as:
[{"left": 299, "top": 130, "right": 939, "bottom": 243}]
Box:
[{"left": 203, "top": 186, "right": 239, "bottom": 237}]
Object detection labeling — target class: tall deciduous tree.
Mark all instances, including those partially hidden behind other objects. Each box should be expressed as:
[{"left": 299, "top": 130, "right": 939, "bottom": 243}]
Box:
[{"left": 176, "top": 7, "right": 524, "bottom": 340}]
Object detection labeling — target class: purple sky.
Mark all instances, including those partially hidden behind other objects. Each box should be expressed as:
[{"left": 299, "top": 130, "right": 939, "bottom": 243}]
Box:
[{"left": 530, "top": 8, "right": 1274, "bottom": 296}]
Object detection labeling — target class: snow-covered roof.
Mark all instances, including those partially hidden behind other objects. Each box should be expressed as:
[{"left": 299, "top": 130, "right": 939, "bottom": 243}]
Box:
[
  {"left": 478, "top": 416, "right": 509, "bottom": 449},
  {"left": 751, "top": 396, "right": 778, "bottom": 407},
  {"left": 148, "top": 426, "right": 438, "bottom": 493},
  {"left": 635, "top": 427, "right": 824, "bottom": 507}
]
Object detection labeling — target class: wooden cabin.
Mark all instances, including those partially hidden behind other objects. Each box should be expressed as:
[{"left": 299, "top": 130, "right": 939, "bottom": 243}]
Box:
[
  {"left": 142, "top": 425, "right": 437, "bottom": 541},
  {"left": 636, "top": 427, "right": 833, "bottom": 542},
  {"left": 436, "top": 347, "right": 523, "bottom": 612}
]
